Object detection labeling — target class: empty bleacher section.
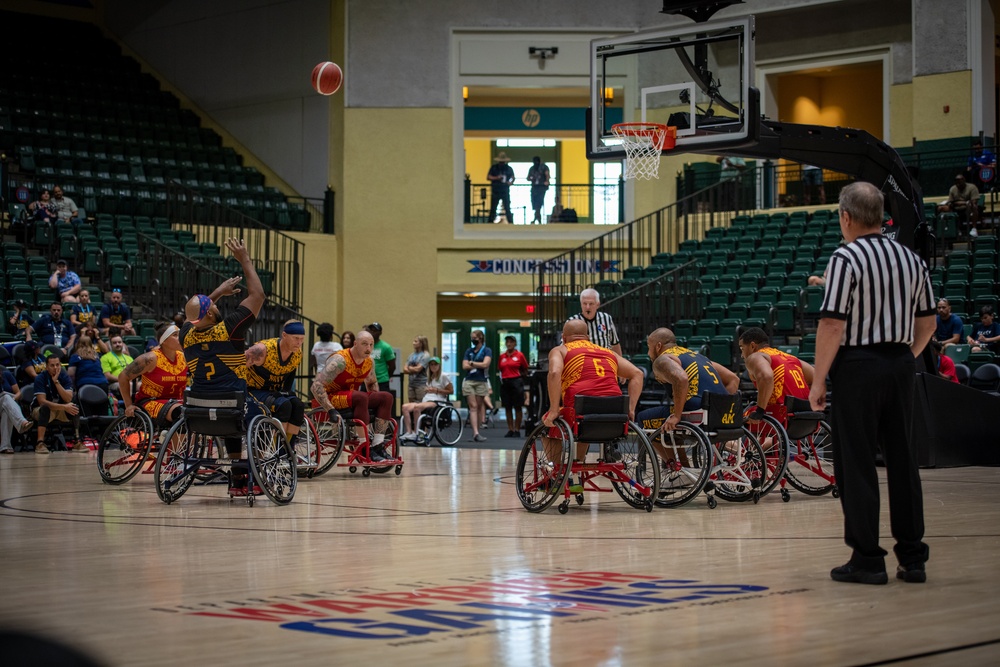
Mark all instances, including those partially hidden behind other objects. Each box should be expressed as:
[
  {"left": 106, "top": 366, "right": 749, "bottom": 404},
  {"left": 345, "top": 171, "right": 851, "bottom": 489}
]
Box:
[{"left": 1, "top": 11, "right": 321, "bottom": 347}]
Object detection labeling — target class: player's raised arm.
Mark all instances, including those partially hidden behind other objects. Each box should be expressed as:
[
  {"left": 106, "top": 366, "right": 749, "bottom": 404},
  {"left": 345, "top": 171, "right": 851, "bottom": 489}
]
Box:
[{"left": 226, "top": 238, "right": 266, "bottom": 316}]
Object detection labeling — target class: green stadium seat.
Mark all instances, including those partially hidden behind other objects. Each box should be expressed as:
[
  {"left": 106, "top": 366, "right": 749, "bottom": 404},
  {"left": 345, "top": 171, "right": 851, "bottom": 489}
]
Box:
[
  {"left": 800, "top": 333, "right": 817, "bottom": 355},
  {"left": 967, "top": 350, "right": 997, "bottom": 372},
  {"left": 674, "top": 319, "right": 697, "bottom": 340},
  {"left": 707, "top": 335, "right": 734, "bottom": 366},
  {"left": 695, "top": 319, "right": 719, "bottom": 337},
  {"left": 704, "top": 303, "right": 728, "bottom": 321},
  {"left": 775, "top": 301, "right": 798, "bottom": 333}
]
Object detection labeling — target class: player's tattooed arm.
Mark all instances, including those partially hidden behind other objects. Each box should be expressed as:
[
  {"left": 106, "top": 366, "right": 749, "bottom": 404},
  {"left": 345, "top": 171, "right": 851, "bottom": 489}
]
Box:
[
  {"left": 245, "top": 343, "right": 266, "bottom": 367},
  {"left": 119, "top": 353, "right": 157, "bottom": 383},
  {"left": 364, "top": 367, "right": 378, "bottom": 393},
  {"left": 311, "top": 354, "right": 345, "bottom": 411}
]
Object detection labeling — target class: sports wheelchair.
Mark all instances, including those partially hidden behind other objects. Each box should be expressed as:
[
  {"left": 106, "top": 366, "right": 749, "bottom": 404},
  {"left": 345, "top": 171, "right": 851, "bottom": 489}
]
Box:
[
  {"left": 97, "top": 408, "right": 157, "bottom": 484},
  {"left": 646, "top": 392, "right": 767, "bottom": 509},
  {"left": 322, "top": 405, "right": 404, "bottom": 477},
  {"left": 515, "top": 395, "right": 660, "bottom": 514},
  {"left": 410, "top": 402, "right": 464, "bottom": 446},
  {"left": 152, "top": 390, "right": 297, "bottom": 506}
]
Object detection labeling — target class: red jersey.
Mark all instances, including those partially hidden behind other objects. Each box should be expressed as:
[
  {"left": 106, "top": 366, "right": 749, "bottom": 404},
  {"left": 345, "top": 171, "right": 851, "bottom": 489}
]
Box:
[
  {"left": 322, "top": 349, "right": 373, "bottom": 410},
  {"left": 757, "top": 347, "right": 809, "bottom": 421},
  {"left": 498, "top": 349, "right": 528, "bottom": 380},
  {"left": 135, "top": 348, "right": 188, "bottom": 402}
]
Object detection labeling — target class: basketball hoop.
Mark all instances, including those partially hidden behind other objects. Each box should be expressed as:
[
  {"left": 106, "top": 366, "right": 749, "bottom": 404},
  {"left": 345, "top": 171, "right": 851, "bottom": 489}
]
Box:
[{"left": 612, "top": 123, "right": 676, "bottom": 181}]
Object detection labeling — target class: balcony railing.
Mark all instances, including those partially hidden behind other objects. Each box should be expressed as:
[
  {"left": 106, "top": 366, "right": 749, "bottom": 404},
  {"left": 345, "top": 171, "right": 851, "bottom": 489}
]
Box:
[{"left": 464, "top": 179, "right": 623, "bottom": 225}]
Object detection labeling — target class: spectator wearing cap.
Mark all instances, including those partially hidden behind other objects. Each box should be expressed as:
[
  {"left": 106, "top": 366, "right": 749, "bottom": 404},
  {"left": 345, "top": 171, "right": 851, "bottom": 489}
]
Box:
[
  {"left": 6, "top": 299, "right": 34, "bottom": 338},
  {"left": 365, "top": 323, "right": 396, "bottom": 393},
  {"left": 26, "top": 302, "right": 76, "bottom": 355},
  {"left": 16, "top": 341, "right": 46, "bottom": 388},
  {"left": 487, "top": 151, "right": 515, "bottom": 223},
  {"left": 100, "top": 289, "right": 135, "bottom": 336},
  {"left": 48, "top": 259, "right": 82, "bottom": 304}
]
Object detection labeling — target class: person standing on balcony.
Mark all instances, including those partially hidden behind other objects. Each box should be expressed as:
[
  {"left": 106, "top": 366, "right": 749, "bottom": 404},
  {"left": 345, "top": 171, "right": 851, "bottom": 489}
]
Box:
[
  {"left": 570, "top": 288, "right": 622, "bottom": 357},
  {"left": 487, "top": 152, "right": 515, "bottom": 224},
  {"left": 527, "top": 156, "right": 550, "bottom": 224}
]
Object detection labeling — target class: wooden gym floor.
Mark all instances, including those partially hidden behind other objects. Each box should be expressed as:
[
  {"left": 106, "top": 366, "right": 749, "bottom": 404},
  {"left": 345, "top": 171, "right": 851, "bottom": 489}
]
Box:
[{"left": 0, "top": 446, "right": 998, "bottom": 666}]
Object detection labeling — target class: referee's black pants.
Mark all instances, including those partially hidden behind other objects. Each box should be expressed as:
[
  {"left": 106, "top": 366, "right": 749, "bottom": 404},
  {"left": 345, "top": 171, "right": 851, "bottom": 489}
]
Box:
[{"left": 830, "top": 344, "right": 928, "bottom": 571}]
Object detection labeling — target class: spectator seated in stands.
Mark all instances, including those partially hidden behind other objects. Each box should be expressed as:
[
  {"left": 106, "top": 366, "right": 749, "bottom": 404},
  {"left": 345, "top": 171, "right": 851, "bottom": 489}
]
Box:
[
  {"left": 27, "top": 188, "right": 58, "bottom": 224},
  {"left": 50, "top": 185, "right": 84, "bottom": 230},
  {"left": 965, "top": 140, "right": 996, "bottom": 192},
  {"left": 6, "top": 299, "right": 34, "bottom": 339},
  {"left": 934, "top": 298, "right": 964, "bottom": 348},
  {"left": 70, "top": 290, "right": 101, "bottom": 334},
  {"left": 32, "top": 355, "right": 81, "bottom": 454},
  {"left": 1, "top": 369, "right": 34, "bottom": 454},
  {"left": 26, "top": 301, "right": 76, "bottom": 357},
  {"left": 967, "top": 306, "right": 1000, "bottom": 353},
  {"left": 929, "top": 340, "right": 959, "bottom": 383},
  {"left": 100, "top": 289, "right": 135, "bottom": 335},
  {"left": 48, "top": 258, "right": 82, "bottom": 304},
  {"left": 16, "top": 341, "right": 46, "bottom": 389},
  {"left": 68, "top": 336, "right": 110, "bottom": 394},
  {"left": 937, "top": 174, "right": 980, "bottom": 237},
  {"left": 100, "top": 333, "right": 133, "bottom": 397}
]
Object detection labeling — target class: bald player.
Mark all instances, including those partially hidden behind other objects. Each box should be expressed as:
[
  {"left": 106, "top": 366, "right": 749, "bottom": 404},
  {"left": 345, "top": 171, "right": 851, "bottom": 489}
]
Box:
[
  {"left": 541, "top": 319, "right": 644, "bottom": 463},
  {"left": 310, "top": 329, "right": 395, "bottom": 462},
  {"left": 180, "top": 238, "right": 265, "bottom": 464}
]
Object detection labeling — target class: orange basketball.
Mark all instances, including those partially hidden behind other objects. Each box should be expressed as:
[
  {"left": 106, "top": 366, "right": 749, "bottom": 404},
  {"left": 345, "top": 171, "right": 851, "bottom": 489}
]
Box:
[{"left": 311, "top": 61, "right": 343, "bottom": 96}]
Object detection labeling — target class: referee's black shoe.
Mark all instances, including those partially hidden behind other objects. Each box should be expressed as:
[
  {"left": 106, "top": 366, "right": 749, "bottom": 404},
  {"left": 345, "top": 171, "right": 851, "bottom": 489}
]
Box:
[
  {"left": 896, "top": 563, "right": 927, "bottom": 583},
  {"left": 830, "top": 563, "right": 888, "bottom": 585}
]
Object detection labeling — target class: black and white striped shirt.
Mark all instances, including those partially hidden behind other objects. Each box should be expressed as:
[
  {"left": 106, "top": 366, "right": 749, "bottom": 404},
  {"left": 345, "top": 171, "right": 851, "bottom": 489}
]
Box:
[
  {"left": 569, "top": 311, "right": 620, "bottom": 350},
  {"left": 819, "top": 232, "right": 935, "bottom": 347}
]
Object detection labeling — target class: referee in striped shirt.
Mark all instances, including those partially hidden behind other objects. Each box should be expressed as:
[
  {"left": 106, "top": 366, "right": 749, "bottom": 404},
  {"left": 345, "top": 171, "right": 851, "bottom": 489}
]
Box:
[
  {"left": 570, "top": 288, "right": 622, "bottom": 356},
  {"left": 810, "top": 181, "right": 936, "bottom": 586}
]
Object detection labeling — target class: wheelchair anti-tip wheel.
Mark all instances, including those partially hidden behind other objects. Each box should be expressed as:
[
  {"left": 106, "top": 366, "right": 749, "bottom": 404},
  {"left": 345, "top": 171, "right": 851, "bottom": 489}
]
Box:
[
  {"left": 97, "top": 410, "right": 155, "bottom": 485},
  {"left": 652, "top": 423, "right": 713, "bottom": 508},
  {"left": 515, "top": 420, "right": 571, "bottom": 512},
  {"left": 248, "top": 415, "right": 297, "bottom": 505}
]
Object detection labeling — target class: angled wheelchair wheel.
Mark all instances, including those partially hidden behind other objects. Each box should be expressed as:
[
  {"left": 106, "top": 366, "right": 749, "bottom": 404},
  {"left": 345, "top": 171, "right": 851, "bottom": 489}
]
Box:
[
  {"left": 312, "top": 414, "right": 346, "bottom": 477},
  {"left": 750, "top": 414, "right": 790, "bottom": 497},
  {"left": 651, "top": 423, "right": 712, "bottom": 508},
  {"left": 608, "top": 421, "right": 660, "bottom": 510},
  {"left": 515, "top": 420, "right": 571, "bottom": 512},
  {"left": 97, "top": 410, "right": 155, "bottom": 485},
  {"left": 714, "top": 428, "right": 767, "bottom": 502},
  {"left": 153, "top": 419, "right": 200, "bottom": 504},
  {"left": 784, "top": 420, "right": 836, "bottom": 496},
  {"left": 248, "top": 415, "right": 297, "bottom": 505},
  {"left": 433, "top": 405, "right": 464, "bottom": 446},
  {"left": 295, "top": 416, "right": 323, "bottom": 477}
]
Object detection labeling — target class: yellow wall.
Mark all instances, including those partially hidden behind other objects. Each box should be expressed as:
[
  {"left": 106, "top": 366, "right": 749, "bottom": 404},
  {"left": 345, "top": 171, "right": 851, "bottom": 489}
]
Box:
[
  {"left": 890, "top": 82, "right": 914, "bottom": 147},
  {"left": 912, "top": 70, "right": 973, "bottom": 140},
  {"left": 465, "top": 138, "right": 493, "bottom": 180},
  {"left": 777, "top": 67, "right": 883, "bottom": 138}
]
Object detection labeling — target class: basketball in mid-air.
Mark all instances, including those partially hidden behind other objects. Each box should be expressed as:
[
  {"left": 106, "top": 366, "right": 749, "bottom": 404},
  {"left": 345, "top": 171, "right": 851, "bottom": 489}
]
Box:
[{"left": 311, "top": 62, "right": 343, "bottom": 95}]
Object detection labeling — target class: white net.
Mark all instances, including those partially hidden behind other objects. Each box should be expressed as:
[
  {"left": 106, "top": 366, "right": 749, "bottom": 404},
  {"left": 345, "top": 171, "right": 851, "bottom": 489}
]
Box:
[{"left": 612, "top": 123, "right": 670, "bottom": 181}]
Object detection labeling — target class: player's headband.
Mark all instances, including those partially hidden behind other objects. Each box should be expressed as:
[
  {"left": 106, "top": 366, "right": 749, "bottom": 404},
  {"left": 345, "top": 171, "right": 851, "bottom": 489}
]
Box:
[
  {"left": 283, "top": 321, "right": 305, "bottom": 335},
  {"left": 190, "top": 295, "right": 213, "bottom": 324},
  {"left": 159, "top": 324, "right": 180, "bottom": 345}
]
